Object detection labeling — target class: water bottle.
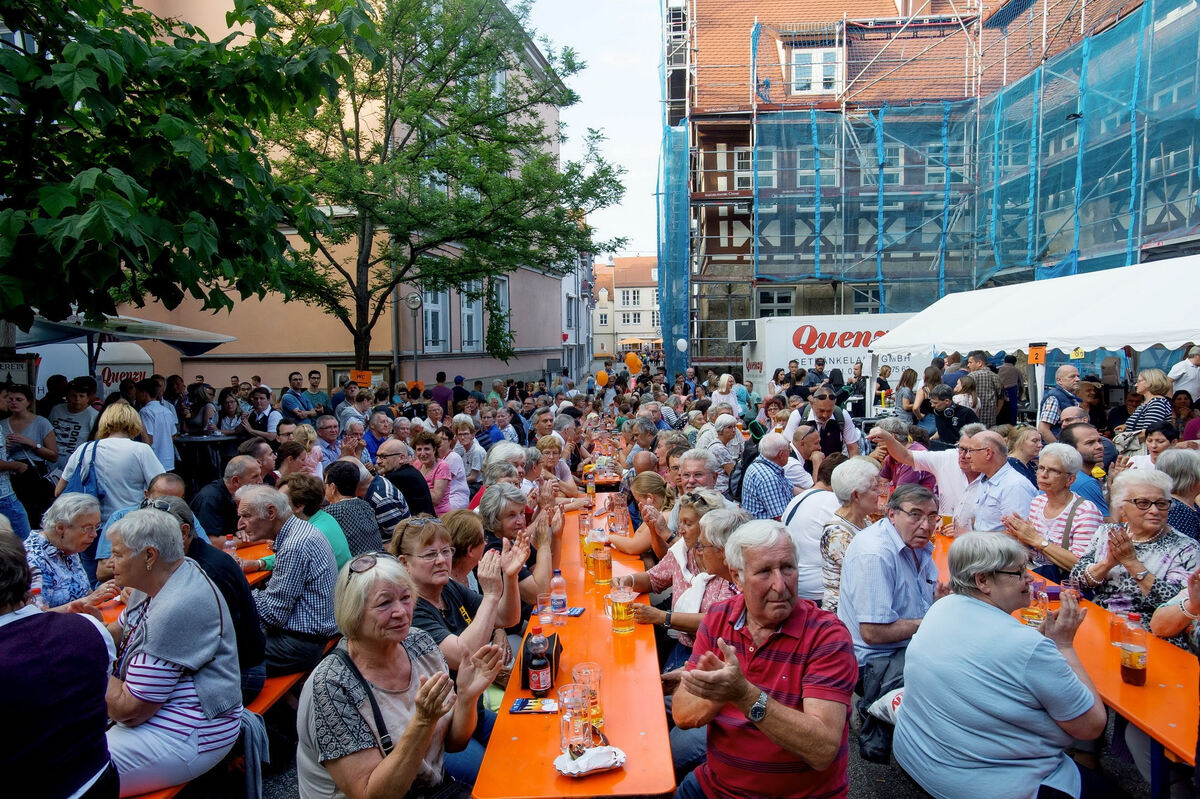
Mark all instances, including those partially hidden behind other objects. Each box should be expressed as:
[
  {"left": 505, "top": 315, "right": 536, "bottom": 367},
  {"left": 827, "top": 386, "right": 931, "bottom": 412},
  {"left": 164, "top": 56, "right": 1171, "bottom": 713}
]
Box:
[
  {"left": 586, "top": 471, "right": 596, "bottom": 506},
  {"left": 526, "top": 626, "right": 552, "bottom": 697},
  {"left": 550, "top": 569, "right": 567, "bottom": 625},
  {"left": 223, "top": 535, "right": 239, "bottom": 559},
  {"left": 1120, "top": 614, "right": 1147, "bottom": 686},
  {"left": 30, "top": 586, "right": 47, "bottom": 610},
  {"left": 1109, "top": 611, "right": 1129, "bottom": 647}
]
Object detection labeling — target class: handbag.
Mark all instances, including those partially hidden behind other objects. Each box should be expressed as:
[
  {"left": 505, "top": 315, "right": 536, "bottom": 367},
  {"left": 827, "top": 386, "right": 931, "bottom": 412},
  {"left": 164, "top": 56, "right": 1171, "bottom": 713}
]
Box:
[
  {"left": 1112, "top": 429, "right": 1147, "bottom": 457},
  {"left": 63, "top": 441, "right": 106, "bottom": 502}
]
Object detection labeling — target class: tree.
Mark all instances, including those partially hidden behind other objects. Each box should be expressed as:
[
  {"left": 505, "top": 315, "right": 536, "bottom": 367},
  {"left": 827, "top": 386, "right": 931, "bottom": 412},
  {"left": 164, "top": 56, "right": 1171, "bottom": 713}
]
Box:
[
  {"left": 0, "top": 0, "right": 351, "bottom": 330},
  {"left": 263, "top": 0, "right": 625, "bottom": 368}
]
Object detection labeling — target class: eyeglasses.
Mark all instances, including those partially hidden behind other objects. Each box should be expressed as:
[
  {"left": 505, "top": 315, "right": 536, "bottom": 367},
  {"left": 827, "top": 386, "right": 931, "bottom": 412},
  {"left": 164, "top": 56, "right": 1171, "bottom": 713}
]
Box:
[
  {"left": 894, "top": 507, "right": 942, "bottom": 525},
  {"left": 811, "top": 393, "right": 834, "bottom": 400},
  {"left": 141, "top": 498, "right": 173, "bottom": 512},
  {"left": 993, "top": 565, "right": 1033, "bottom": 580},
  {"left": 693, "top": 540, "right": 719, "bottom": 553},
  {"left": 957, "top": 446, "right": 988, "bottom": 454},
  {"left": 349, "top": 551, "right": 399, "bottom": 575},
  {"left": 1035, "top": 465, "right": 1066, "bottom": 476},
  {"left": 1127, "top": 498, "right": 1171, "bottom": 511},
  {"left": 409, "top": 546, "right": 454, "bottom": 562}
]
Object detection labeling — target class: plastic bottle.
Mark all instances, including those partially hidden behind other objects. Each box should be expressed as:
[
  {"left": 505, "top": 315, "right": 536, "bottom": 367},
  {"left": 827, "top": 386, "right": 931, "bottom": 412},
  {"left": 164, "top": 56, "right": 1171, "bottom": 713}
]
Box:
[
  {"left": 1120, "top": 614, "right": 1147, "bottom": 686},
  {"left": 1109, "top": 611, "right": 1129, "bottom": 647},
  {"left": 550, "top": 569, "right": 567, "bottom": 625},
  {"left": 29, "top": 586, "right": 47, "bottom": 611},
  {"left": 223, "top": 535, "right": 239, "bottom": 559},
  {"left": 526, "top": 626, "right": 552, "bottom": 697},
  {"left": 585, "top": 471, "right": 596, "bottom": 504}
]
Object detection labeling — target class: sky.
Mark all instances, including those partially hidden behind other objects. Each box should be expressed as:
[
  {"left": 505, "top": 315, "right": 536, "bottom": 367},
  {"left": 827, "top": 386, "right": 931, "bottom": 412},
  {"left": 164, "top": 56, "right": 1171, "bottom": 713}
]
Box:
[{"left": 524, "top": 1, "right": 661, "bottom": 259}]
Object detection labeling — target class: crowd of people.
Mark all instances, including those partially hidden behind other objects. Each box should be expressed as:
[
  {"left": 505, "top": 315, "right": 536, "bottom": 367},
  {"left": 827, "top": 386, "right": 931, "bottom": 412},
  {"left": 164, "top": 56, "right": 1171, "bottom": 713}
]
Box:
[{"left": 2, "top": 353, "right": 1200, "bottom": 798}]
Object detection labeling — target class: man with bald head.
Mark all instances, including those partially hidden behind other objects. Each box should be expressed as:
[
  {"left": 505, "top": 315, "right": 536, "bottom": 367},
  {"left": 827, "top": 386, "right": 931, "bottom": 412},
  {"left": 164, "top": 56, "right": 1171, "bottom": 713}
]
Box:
[
  {"left": 962, "top": 430, "right": 1037, "bottom": 531},
  {"left": 631, "top": 450, "right": 659, "bottom": 475},
  {"left": 1038, "top": 365, "right": 1081, "bottom": 443}
]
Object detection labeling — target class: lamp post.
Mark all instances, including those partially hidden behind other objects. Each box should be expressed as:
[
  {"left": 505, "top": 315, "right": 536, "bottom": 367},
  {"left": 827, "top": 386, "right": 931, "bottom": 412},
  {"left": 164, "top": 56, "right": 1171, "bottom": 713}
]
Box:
[{"left": 403, "top": 291, "right": 423, "bottom": 385}]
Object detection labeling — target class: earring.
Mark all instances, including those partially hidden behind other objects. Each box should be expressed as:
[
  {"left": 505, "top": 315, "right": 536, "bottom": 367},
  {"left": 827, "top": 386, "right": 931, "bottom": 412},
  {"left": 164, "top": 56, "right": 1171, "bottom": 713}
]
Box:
[{"left": 146, "top": 564, "right": 151, "bottom": 571}]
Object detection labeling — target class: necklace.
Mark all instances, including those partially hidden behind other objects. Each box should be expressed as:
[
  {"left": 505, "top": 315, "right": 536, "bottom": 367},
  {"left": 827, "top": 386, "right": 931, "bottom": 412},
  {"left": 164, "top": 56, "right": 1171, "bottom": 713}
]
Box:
[{"left": 1130, "top": 526, "right": 1167, "bottom": 545}]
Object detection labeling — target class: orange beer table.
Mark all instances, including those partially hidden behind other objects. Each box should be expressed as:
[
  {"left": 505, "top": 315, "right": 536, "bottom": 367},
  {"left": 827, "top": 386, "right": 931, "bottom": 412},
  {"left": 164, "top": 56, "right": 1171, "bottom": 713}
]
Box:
[
  {"left": 473, "top": 493, "right": 675, "bottom": 799},
  {"left": 98, "top": 541, "right": 274, "bottom": 624},
  {"left": 932, "top": 535, "right": 1198, "bottom": 768}
]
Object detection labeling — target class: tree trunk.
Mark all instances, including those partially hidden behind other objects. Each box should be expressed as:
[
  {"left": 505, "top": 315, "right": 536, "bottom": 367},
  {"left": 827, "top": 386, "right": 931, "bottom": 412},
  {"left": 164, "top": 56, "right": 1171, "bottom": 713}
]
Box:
[{"left": 353, "top": 326, "right": 372, "bottom": 371}]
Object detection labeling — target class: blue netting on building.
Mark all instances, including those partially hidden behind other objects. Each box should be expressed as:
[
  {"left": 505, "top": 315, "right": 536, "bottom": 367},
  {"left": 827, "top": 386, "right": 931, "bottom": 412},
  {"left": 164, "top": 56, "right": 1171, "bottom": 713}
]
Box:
[
  {"left": 734, "top": 0, "right": 1200, "bottom": 303},
  {"left": 658, "top": 121, "right": 690, "bottom": 379}
]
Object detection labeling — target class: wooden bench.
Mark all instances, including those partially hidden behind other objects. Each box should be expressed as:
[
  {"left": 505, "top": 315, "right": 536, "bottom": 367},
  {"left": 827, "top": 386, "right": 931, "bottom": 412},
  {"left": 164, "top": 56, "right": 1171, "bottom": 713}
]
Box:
[{"left": 128, "top": 639, "right": 338, "bottom": 799}]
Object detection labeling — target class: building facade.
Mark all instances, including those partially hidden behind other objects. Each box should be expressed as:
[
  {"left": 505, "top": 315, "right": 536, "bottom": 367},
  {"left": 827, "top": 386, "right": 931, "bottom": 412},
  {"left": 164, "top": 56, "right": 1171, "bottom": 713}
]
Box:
[
  {"left": 591, "top": 257, "right": 663, "bottom": 370},
  {"left": 659, "top": 0, "right": 1200, "bottom": 374}
]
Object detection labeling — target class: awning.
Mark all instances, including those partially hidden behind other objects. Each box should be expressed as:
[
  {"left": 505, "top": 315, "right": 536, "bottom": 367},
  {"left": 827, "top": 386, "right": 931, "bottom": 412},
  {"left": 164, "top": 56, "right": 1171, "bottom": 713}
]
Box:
[
  {"left": 618, "top": 337, "right": 645, "bottom": 346},
  {"left": 17, "top": 313, "right": 236, "bottom": 357},
  {"left": 869, "top": 258, "right": 1200, "bottom": 358}
]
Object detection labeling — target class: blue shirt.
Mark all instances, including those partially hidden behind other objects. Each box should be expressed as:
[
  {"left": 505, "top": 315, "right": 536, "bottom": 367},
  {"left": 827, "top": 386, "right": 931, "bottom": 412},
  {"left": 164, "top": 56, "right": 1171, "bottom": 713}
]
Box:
[
  {"left": 740, "top": 456, "right": 793, "bottom": 520},
  {"left": 972, "top": 462, "right": 1039, "bottom": 531},
  {"left": 1070, "top": 470, "right": 1109, "bottom": 517},
  {"left": 281, "top": 388, "right": 314, "bottom": 425},
  {"left": 837, "top": 517, "right": 938, "bottom": 665},
  {"left": 894, "top": 594, "right": 1095, "bottom": 799}
]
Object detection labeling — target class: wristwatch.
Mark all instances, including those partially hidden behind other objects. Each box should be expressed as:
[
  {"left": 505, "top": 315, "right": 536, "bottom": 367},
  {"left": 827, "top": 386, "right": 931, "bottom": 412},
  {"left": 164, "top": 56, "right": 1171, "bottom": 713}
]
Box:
[
  {"left": 663, "top": 611, "right": 673, "bottom": 629},
  {"left": 747, "top": 690, "right": 769, "bottom": 723},
  {"left": 1038, "top": 538, "right": 1050, "bottom": 549},
  {"left": 1132, "top": 568, "right": 1150, "bottom": 581}
]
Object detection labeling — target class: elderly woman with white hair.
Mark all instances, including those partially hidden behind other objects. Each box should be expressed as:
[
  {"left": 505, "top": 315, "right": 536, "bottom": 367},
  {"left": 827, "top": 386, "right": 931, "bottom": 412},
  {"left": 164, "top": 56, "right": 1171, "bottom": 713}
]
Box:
[
  {"left": 820, "top": 457, "right": 882, "bottom": 613},
  {"left": 105, "top": 509, "right": 242, "bottom": 796},
  {"left": 296, "top": 554, "right": 503, "bottom": 798},
  {"left": 1068, "top": 470, "right": 1200, "bottom": 647},
  {"left": 705, "top": 414, "right": 740, "bottom": 496},
  {"left": 1155, "top": 447, "right": 1200, "bottom": 542},
  {"left": 894, "top": 532, "right": 1107, "bottom": 799},
  {"left": 478, "top": 483, "right": 556, "bottom": 607},
  {"left": 25, "top": 492, "right": 119, "bottom": 610},
  {"left": 708, "top": 373, "right": 742, "bottom": 418},
  {"left": 1001, "top": 442, "right": 1104, "bottom": 582}
]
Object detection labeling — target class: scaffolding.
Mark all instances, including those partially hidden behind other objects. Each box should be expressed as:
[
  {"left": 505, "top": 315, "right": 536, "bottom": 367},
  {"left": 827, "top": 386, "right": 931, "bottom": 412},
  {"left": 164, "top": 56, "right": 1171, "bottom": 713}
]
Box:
[{"left": 660, "top": 0, "right": 1200, "bottom": 367}]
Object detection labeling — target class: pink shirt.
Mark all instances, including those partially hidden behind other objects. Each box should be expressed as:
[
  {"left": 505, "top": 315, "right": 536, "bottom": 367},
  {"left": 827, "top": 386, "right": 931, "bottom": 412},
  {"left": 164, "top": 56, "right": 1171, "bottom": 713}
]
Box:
[{"left": 423, "top": 459, "right": 452, "bottom": 514}]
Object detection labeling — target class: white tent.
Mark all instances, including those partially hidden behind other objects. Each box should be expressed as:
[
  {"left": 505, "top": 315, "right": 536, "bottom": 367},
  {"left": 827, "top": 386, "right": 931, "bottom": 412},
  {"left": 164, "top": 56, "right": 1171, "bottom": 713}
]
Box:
[
  {"left": 869, "top": 258, "right": 1200, "bottom": 358},
  {"left": 866, "top": 257, "right": 1200, "bottom": 419}
]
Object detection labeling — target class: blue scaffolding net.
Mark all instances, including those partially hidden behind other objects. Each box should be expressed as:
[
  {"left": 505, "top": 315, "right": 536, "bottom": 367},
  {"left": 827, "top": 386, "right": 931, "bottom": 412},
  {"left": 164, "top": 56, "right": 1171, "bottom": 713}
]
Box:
[
  {"left": 716, "top": 0, "right": 1200, "bottom": 309},
  {"left": 658, "top": 121, "right": 690, "bottom": 379}
]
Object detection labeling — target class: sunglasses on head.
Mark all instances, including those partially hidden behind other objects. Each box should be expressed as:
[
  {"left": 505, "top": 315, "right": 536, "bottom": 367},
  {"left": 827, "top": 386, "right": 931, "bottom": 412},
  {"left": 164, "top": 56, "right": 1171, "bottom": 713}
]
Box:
[
  {"left": 811, "top": 393, "right": 835, "bottom": 400},
  {"left": 348, "top": 551, "right": 399, "bottom": 576}
]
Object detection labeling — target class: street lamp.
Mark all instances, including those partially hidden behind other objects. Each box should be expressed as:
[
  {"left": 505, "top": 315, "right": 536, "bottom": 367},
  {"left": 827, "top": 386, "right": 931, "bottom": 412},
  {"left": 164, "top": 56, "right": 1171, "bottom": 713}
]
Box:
[{"left": 403, "top": 291, "right": 423, "bottom": 385}]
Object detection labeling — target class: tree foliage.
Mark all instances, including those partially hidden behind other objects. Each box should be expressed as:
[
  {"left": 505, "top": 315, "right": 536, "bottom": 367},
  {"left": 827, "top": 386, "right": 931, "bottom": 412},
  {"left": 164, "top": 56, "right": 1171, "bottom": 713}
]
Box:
[
  {"left": 0, "top": 0, "right": 350, "bottom": 329},
  {"left": 263, "top": 0, "right": 626, "bottom": 367}
]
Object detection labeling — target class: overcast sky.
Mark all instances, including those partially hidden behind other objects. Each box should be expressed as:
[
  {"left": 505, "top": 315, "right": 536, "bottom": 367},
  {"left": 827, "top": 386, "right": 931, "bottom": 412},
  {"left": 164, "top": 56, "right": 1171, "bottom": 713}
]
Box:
[{"left": 525, "top": 0, "right": 661, "bottom": 259}]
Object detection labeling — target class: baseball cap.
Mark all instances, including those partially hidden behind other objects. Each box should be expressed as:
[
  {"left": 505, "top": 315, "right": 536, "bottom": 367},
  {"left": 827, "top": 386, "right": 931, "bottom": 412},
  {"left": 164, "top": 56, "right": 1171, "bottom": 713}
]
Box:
[{"left": 454, "top": 375, "right": 464, "bottom": 384}]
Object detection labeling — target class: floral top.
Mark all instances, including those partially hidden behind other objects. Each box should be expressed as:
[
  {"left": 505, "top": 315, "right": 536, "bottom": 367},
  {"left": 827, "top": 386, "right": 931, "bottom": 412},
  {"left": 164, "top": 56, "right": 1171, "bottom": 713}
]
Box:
[
  {"left": 1164, "top": 586, "right": 1199, "bottom": 654},
  {"left": 25, "top": 531, "right": 90, "bottom": 607},
  {"left": 820, "top": 515, "right": 864, "bottom": 613},
  {"left": 1069, "top": 523, "right": 1200, "bottom": 648}
]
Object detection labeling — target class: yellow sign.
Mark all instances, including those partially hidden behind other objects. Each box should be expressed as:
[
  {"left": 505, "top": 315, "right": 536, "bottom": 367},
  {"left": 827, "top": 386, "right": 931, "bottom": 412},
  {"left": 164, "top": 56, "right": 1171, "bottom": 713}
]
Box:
[
  {"left": 349, "top": 370, "right": 373, "bottom": 386},
  {"left": 1028, "top": 345, "right": 1046, "bottom": 365},
  {"left": 1069, "top": 347, "right": 1085, "bottom": 360}
]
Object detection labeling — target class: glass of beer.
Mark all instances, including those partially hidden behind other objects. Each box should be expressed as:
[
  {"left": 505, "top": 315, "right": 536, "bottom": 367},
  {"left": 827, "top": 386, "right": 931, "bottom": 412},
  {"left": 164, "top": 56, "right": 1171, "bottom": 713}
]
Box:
[
  {"left": 604, "top": 586, "right": 636, "bottom": 634},
  {"left": 940, "top": 514, "right": 953, "bottom": 536},
  {"left": 557, "top": 684, "right": 592, "bottom": 755},
  {"left": 571, "top": 662, "right": 604, "bottom": 728},
  {"left": 592, "top": 547, "right": 612, "bottom": 585}
]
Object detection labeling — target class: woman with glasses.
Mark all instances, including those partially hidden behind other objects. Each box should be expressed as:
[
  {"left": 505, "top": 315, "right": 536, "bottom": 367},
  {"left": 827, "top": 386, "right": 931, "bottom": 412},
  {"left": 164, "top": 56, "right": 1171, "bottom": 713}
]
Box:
[
  {"left": 614, "top": 490, "right": 727, "bottom": 671},
  {"left": 388, "top": 515, "right": 524, "bottom": 784},
  {"left": 24, "top": 492, "right": 118, "bottom": 610},
  {"left": 296, "top": 552, "right": 503, "bottom": 799},
  {"left": 1001, "top": 443, "right": 1102, "bottom": 582},
  {"left": 1068, "top": 470, "right": 1200, "bottom": 647},
  {"left": 894, "top": 532, "right": 1108, "bottom": 799}
]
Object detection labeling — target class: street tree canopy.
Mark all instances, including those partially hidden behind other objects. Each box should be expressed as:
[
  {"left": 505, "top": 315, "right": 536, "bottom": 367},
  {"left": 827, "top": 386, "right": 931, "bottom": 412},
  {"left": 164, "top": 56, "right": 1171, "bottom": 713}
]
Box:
[
  {"left": 0, "top": 0, "right": 349, "bottom": 329},
  {"left": 264, "top": 0, "right": 626, "bottom": 366}
]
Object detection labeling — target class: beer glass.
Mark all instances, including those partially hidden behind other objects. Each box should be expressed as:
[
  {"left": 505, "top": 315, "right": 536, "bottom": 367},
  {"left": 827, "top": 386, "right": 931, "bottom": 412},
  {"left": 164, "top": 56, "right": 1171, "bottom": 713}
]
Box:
[
  {"left": 604, "top": 586, "right": 636, "bottom": 635},
  {"left": 557, "top": 683, "right": 592, "bottom": 755},
  {"left": 571, "top": 662, "right": 604, "bottom": 728},
  {"left": 592, "top": 547, "right": 612, "bottom": 585}
]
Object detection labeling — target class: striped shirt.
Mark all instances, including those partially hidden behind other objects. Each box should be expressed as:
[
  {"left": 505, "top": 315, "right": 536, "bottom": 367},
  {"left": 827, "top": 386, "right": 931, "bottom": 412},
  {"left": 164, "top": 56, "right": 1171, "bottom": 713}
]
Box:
[
  {"left": 687, "top": 595, "right": 857, "bottom": 798},
  {"left": 1027, "top": 493, "right": 1102, "bottom": 566},
  {"left": 119, "top": 646, "right": 241, "bottom": 753},
  {"left": 254, "top": 516, "right": 338, "bottom": 636}
]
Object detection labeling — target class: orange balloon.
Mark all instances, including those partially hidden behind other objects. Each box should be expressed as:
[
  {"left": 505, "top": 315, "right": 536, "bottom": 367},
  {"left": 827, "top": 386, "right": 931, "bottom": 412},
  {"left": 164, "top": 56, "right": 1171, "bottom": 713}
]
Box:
[
  {"left": 595, "top": 370, "right": 609, "bottom": 387},
  {"left": 625, "top": 351, "right": 642, "bottom": 375}
]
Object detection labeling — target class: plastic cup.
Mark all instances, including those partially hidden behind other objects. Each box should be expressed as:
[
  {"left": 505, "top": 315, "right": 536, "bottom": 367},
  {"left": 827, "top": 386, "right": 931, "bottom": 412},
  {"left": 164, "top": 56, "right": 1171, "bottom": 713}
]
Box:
[
  {"left": 537, "top": 593, "right": 553, "bottom": 627},
  {"left": 571, "top": 662, "right": 604, "bottom": 728}
]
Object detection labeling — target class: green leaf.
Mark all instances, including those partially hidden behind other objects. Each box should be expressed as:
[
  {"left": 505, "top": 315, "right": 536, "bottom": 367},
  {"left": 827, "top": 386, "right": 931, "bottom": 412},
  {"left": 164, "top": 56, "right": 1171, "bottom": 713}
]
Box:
[
  {"left": 37, "top": 185, "right": 78, "bottom": 218},
  {"left": 45, "top": 62, "right": 99, "bottom": 104}
]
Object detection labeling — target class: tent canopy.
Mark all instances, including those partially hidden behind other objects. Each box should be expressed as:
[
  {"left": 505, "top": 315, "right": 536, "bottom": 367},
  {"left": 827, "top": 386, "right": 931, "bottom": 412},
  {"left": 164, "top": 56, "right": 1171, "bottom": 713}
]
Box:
[
  {"left": 870, "top": 258, "right": 1200, "bottom": 357},
  {"left": 17, "top": 313, "right": 235, "bottom": 357}
]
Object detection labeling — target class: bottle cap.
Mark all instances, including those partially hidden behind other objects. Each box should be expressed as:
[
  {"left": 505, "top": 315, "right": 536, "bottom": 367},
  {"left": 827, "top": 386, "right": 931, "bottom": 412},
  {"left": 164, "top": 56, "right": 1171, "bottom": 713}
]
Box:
[
  {"left": 553, "top": 569, "right": 561, "bottom": 575},
  {"left": 1127, "top": 613, "right": 1141, "bottom": 622},
  {"left": 531, "top": 625, "right": 543, "bottom": 635}
]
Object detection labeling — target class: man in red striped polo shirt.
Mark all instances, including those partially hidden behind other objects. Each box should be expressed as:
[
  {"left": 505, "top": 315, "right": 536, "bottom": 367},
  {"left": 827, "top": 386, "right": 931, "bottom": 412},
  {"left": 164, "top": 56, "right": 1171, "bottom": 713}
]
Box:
[{"left": 673, "top": 519, "right": 858, "bottom": 798}]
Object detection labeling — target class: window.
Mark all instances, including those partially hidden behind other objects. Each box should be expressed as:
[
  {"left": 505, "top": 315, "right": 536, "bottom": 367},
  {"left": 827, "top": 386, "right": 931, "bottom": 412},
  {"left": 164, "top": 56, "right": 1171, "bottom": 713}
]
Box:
[
  {"left": 651, "top": 311, "right": 660, "bottom": 328},
  {"left": 925, "top": 142, "right": 966, "bottom": 185},
  {"left": 460, "top": 282, "right": 482, "bottom": 352},
  {"left": 757, "top": 288, "right": 793, "bottom": 317},
  {"left": 491, "top": 276, "right": 509, "bottom": 317},
  {"left": 598, "top": 312, "right": 609, "bottom": 326},
  {"left": 620, "top": 289, "right": 641, "bottom": 307},
  {"left": 423, "top": 289, "right": 450, "bottom": 352},
  {"left": 566, "top": 296, "right": 574, "bottom": 328},
  {"left": 796, "top": 149, "right": 839, "bottom": 187},
  {"left": 850, "top": 284, "right": 881, "bottom": 314},
  {"left": 882, "top": 144, "right": 904, "bottom": 185},
  {"left": 652, "top": 288, "right": 659, "bottom": 306},
  {"left": 735, "top": 148, "right": 775, "bottom": 190},
  {"left": 621, "top": 312, "right": 642, "bottom": 326},
  {"left": 791, "top": 47, "right": 841, "bottom": 95}
]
